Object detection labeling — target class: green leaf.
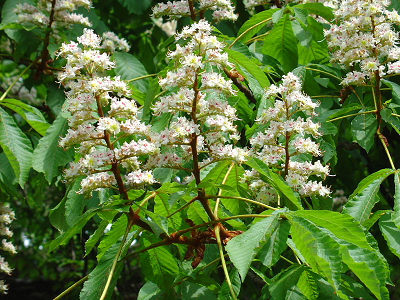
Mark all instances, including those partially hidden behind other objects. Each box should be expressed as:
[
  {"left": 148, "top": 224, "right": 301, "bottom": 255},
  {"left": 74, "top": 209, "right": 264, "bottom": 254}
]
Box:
[
  {"left": 326, "top": 104, "right": 363, "bottom": 121},
  {"left": 48, "top": 208, "right": 99, "bottom": 252},
  {"left": 225, "top": 211, "right": 280, "bottom": 280},
  {"left": 80, "top": 230, "right": 137, "bottom": 300},
  {"left": 0, "top": 98, "right": 49, "bottom": 135},
  {"left": 32, "top": 115, "right": 73, "bottom": 183},
  {"left": 262, "top": 14, "right": 298, "bottom": 73},
  {"left": 342, "top": 169, "right": 394, "bottom": 224},
  {"left": 139, "top": 236, "right": 179, "bottom": 290},
  {"left": 236, "top": 9, "right": 279, "bottom": 44},
  {"left": 298, "top": 40, "right": 328, "bottom": 65},
  {"left": 380, "top": 108, "right": 392, "bottom": 122},
  {"left": 293, "top": 7, "right": 309, "bottom": 24},
  {"left": 181, "top": 282, "right": 217, "bottom": 299},
  {"left": 364, "top": 232, "right": 392, "bottom": 286},
  {"left": 0, "top": 106, "right": 33, "bottom": 187},
  {"left": 97, "top": 214, "right": 127, "bottom": 260},
  {"left": 137, "top": 281, "right": 164, "bottom": 300},
  {"left": 114, "top": 51, "right": 149, "bottom": 93},
  {"left": 269, "top": 265, "right": 305, "bottom": 300},
  {"left": 245, "top": 158, "right": 303, "bottom": 210},
  {"left": 291, "top": 20, "right": 313, "bottom": 47},
  {"left": 295, "top": 3, "right": 334, "bottom": 21},
  {"left": 379, "top": 211, "right": 400, "bottom": 259},
  {"left": 297, "top": 268, "right": 319, "bottom": 300},
  {"left": 142, "top": 78, "right": 160, "bottom": 123},
  {"left": 258, "top": 219, "right": 290, "bottom": 268},
  {"left": 187, "top": 200, "right": 209, "bottom": 225},
  {"left": 226, "top": 49, "right": 269, "bottom": 88},
  {"left": 289, "top": 214, "right": 342, "bottom": 292},
  {"left": 362, "top": 210, "right": 388, "bottom": 230},
  {"left": 351, "top": 112, "right": 377, "bottom": 152},
  {"left": 381, "top": 79, "right": 400, "bottom": 105},
  {"left": 65, "top": 179, "right": 86, "bottom": 226},
  {"left": 340, "top": 274, "right": 375, "bottom": 300},
  {"left": 154, "top": 193, "right": 183, "bottom": 232},
  {"left": 0, "top": 153, "right": 19, "bottom": 196},
  {"left": 392, "top": 171, "right": 400, "bottom": 230},
  {"left": 218, "top": 268, "right": 241, "bottom": 299},
  {"left": 339, "top": 241, "right": 389, "bottom": 299},
  {"left": 49, "top": 183, "right": 73, "bottom": 233},
  {"left": 84, "top": 219, "right": 109, "bottom": 257},
  {"left": 46, "top": 82, "right": 65, "bottom": 116},
  {"left": 293, "top": 210, "right": 389, "bottom": 300},
  {"left": 387, "top": 115, "right": 400, "bottom": 135},
  {"left": 141, "top": 206, "right": 169, "bottom": 236}
]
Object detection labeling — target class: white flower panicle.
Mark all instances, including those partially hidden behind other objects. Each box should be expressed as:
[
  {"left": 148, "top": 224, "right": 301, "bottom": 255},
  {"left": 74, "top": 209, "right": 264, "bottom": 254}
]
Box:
[
  {"left": 244, "top": 73, "right": 330, "bottom": 203},
  {"left": 0, "top": 203, "right": 16, "bottom": 295},
  {"left": 152, "top": 0, "right": 238, "bottom": 22},
  {"left": 14, "top": 0, "right": 92, "bottom": 29},
  {"left": 153, "top": 20, "right": 247, "bottom": 176},
  {"left": 58, "top": 29, "right": 156, "bottom": 197},
  {"left": 324, "top": 0, "right": 400, "bottom": 86},
  {"left": 101, "top": 32, "right": 130, "bottom": 53}
]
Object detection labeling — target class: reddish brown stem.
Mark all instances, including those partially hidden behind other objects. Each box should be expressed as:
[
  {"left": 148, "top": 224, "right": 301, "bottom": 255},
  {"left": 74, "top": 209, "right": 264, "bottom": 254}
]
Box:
[
  {"left": 94, "top": 96, "right": 152, "bottom": 233},
  {"left": 34, "top": 0, "right": 57, "bottom": 80},
  {"left": 188, "top": 0, "right": 196, "bottom": 21},
  {"left": 223, "top": 68, "right": 257, "bottom": 105}
]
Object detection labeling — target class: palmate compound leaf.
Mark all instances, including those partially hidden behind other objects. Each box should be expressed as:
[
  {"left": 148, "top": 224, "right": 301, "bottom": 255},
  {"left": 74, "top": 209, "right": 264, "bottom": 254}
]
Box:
[
  {"left": 0, "top": 106, "right": 33, "bottom": 187},
  {"left": 292, "top": 210, "right": 390, "bottom": 300},
  {"left": 342, "top": 169, "right": 394, "bottom": 224},
  {"left": 225, "top": 210, "right": 281, "bottom": 281}
]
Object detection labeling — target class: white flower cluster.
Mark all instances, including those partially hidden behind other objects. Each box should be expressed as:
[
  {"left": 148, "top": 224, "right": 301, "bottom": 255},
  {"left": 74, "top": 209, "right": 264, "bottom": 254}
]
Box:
[
  {"left": 14, "top": 0, "right": 92, "bottom": 29},
  {"left": 0, "top": 203, "right": 17, "bottom": 295},
  {"left": 332, "top": 189, "right": 348, "bottom": 209},
  {"left": 152, "top": 0, "right": 238, "bottom": 22},
  {"left": 0, "top": 76, "right": 39, "bottom": 105},
  {"left": 242, "top": 0, "right": 269, "bottom": 11},
  {"left": 101, "top": 32, "right": 130, "bottom": 53},
  {"left": 58, "top": 29, "right": 156, "bottom": 197},
  {"left": 244, "top": 73, "right": 330, "bottom": 203},
  {"left": 324, "top": 0, "right": 400, "bottom": 86},
  {"left": 153, "top": 20, "right": 247, "bottom": 175}
]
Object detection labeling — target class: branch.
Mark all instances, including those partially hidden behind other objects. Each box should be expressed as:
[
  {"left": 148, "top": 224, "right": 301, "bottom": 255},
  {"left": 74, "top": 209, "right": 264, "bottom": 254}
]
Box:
[{"left": 224, "top": 68, "right": 257, "bottom": 105}]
